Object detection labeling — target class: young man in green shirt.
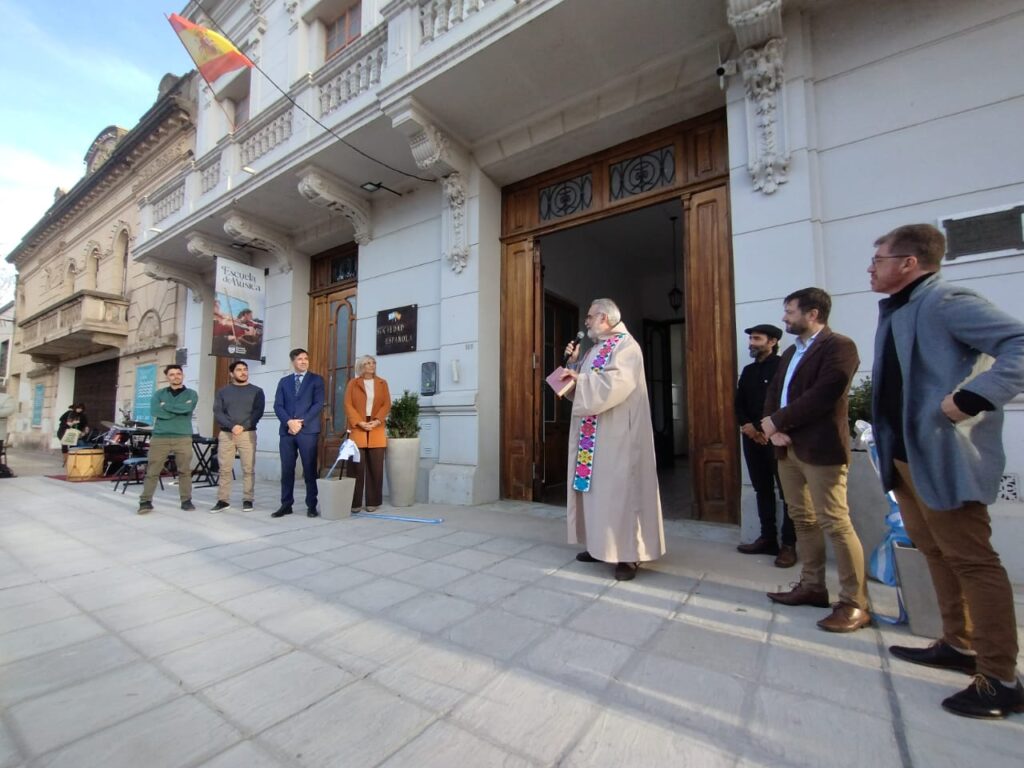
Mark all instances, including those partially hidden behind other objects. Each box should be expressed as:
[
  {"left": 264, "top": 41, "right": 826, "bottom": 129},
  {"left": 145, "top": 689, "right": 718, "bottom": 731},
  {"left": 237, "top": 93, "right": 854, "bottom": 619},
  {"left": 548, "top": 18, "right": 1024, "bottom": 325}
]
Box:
[{"left": 138, "top": 364, "right": 198, "bottom": 514}]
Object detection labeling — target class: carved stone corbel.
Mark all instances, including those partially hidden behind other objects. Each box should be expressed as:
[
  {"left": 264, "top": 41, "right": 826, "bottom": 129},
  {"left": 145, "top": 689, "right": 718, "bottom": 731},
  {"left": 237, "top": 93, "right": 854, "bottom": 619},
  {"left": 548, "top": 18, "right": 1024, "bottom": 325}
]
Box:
[
  {"left": 728, "top": 0, "right": 789, "bottom": 194},
  {"left": 223, "top": 213, "right": 297, "bottom": 273},
  {"left": 296, "top": 167, "right": 372, "bottom": 245},
  {"left": 185, "top": 233, "right": 234, "bottom": 262},
  {"left": 441, "top": 173, "right": 469, "bottom": 273},
  {"left": 387, "top": 98, "right": 469, "bottom": 178},
  {"left": 142, "top": 260, "right": 212, "bottom": 305}
]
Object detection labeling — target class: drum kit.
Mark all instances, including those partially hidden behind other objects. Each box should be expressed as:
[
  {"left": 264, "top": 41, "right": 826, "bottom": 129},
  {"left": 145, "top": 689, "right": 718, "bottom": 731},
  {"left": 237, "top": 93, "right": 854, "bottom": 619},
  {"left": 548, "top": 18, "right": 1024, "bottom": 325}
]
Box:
[{"left": 98, "top": 420, "right": 152, "bottom": 474}]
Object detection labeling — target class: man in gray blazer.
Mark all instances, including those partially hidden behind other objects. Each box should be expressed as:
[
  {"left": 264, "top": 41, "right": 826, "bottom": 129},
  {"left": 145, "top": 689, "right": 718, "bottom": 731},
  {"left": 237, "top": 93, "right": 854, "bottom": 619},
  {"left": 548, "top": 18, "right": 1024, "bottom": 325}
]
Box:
[{"left": 869, "top": 223, "right": 1024, "bottom": 719}]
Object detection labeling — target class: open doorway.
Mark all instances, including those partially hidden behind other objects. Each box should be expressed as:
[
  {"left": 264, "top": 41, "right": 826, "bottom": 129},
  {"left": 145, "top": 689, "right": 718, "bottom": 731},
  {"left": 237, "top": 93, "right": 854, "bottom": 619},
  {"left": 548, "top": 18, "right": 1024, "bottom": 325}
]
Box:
[{"left": 537, "top": 200, "right": 693, "bottom": 518}]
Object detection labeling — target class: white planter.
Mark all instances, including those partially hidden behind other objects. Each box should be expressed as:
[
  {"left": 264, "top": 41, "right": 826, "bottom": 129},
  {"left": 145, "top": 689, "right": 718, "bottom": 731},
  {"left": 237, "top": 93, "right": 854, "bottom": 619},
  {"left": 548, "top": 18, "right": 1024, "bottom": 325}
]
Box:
[{"left": 386, "top": 437, "right": 420, "bottom": 507}]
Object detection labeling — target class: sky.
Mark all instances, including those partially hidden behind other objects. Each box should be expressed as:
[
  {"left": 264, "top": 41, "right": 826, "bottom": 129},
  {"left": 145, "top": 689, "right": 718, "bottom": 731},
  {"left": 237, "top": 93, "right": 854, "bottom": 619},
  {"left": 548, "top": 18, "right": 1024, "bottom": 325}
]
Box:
[{"left": 0, "top": 0, "right": 196, "bottom": 303}]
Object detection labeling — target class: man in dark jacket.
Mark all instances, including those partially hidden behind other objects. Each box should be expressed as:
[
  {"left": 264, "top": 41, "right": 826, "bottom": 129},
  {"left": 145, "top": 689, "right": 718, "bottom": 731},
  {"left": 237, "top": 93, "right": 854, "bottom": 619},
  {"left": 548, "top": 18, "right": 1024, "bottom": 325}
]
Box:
[
  {"left": 761, "top": 288, "right": 868, "bottom": 633},
  {"left": 210, "top": 360, "right": 265, "bottom": 513},
  {"left": 735, "top": 324, "right": 795, "bottom": 567}
]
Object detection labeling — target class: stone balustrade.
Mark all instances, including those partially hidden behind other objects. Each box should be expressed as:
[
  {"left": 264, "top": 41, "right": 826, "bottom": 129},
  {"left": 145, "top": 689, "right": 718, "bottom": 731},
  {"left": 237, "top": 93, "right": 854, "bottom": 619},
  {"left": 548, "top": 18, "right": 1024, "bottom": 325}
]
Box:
[
  {"left": 240, "top": 109, "right": 294, "bottom": 166},
  {"left": 419, "top": 0, "right": 494, "bottom": 43},
  {"left": 317, "top": 26, "right": 388, "bottom": 118},
  {"left": 200, "top": 156, "right": 222, "bottom": 194},
  {"left": 19, "top": 291, "right": 130, "bottom": 360},
  {"left": 152, "top": 183, "right": 185, "bottom": 225}
]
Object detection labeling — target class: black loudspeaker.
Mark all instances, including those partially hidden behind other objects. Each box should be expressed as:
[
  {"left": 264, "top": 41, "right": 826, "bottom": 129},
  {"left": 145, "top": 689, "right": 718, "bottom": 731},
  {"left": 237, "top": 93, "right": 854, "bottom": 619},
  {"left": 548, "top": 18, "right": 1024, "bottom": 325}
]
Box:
[
  {"left": 175, "top": 348, "right": 188, "bottom": 367},
  {"left": 421, "top": 362, "right": 437, "bottom": 396}
]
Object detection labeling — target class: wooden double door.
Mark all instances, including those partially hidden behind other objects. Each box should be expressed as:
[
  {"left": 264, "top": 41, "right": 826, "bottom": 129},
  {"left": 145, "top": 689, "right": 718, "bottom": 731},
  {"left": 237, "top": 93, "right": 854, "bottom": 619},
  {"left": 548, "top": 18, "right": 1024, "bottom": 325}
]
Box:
[{"left": 499, "top": 114, "right": 739, "bottom": 522}]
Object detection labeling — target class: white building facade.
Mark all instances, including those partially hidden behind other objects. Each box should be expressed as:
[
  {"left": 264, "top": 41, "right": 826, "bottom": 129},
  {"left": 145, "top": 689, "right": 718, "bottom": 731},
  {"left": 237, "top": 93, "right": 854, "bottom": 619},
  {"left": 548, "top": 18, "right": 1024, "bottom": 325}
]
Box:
[{"left": 134, "top": 0, "right": 1024, "bottom": 529}]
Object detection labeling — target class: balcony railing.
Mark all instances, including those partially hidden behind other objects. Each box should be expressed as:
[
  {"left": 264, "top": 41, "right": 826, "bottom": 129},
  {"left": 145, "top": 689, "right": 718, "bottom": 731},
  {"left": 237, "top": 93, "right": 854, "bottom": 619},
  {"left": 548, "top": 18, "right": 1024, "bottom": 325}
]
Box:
[
  {"left": 419, "top": 0, "right": 496, "bottom": 44},
  {"left": 315, "top": 23, "right": 388, "bottom": 118},
  {"left": 19, "top": 291, "right": 129, "bottom": 360}
]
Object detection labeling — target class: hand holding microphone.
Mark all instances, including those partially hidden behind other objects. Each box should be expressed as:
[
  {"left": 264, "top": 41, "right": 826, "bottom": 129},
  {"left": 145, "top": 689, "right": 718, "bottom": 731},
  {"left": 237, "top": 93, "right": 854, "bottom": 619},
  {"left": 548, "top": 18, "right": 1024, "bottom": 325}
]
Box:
[{"left": 563, "top": 331, "right": 585, "bottom": 366}]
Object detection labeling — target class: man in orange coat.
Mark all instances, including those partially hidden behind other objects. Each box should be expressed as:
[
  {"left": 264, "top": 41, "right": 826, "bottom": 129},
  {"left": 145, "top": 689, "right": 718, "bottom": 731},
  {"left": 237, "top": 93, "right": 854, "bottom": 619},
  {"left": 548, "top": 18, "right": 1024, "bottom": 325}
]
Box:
[{"left": 344, "top": 355, "right": 391, "bottom": 512}]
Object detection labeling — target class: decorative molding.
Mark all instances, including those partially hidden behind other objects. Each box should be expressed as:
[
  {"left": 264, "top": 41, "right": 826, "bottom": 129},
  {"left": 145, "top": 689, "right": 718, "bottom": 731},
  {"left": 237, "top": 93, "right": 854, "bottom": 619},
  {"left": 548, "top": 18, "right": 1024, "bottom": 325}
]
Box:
[
  {"left": 142, "top": 261, "right": 211, "bottom": 304},
  {"left": 726, "top": 0, "right": 783, "bottom": 49},
  {"left": 223, "top": 213, "right": 297, "bottom": 273},
  {"left": 185, "top": 233, "right": 233, "bottom": 262},
  {"left": 441, "top": 172, "right": 468, "bottom": 273},
  {"left": 388, "top": 98, "right": 468, "bottom": 178},
  {"left": 296, "top": 167, "right": 372, "bottom": 245},
  {"left": 738, "top": 38, "right": 788, "bottom": 194}
]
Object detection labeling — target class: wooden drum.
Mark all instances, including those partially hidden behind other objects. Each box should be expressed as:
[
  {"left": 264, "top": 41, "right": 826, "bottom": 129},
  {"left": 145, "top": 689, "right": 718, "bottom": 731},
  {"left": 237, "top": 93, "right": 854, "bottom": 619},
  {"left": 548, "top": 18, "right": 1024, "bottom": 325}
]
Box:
[{"left": 67, "top": 448, "right": 105, "bottom": 481}]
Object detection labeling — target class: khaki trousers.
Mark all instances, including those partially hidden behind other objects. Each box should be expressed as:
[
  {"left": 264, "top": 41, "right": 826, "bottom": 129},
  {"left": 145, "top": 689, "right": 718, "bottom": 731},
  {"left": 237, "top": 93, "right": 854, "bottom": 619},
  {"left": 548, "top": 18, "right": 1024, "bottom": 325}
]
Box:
[
  {"left": 893, "top": 461, "right": 1018, "bottom": 680},
  {"left": 218, "top": 430, "right": 257, "bottom": 502},
  {"left": 777, "top": 454, "right": 868, "bottom": 610},
  {"left": 141, "top": 436, "right": 193, "bottom": 503}
]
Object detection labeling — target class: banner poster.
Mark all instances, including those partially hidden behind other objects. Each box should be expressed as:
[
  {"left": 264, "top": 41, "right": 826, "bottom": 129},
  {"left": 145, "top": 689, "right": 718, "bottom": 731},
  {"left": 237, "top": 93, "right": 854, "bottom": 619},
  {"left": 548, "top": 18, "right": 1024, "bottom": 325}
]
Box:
[
  {"left": 133, "top": 364, "right": 157, "bottom": 424},
  {"left": 213, "top": 257, "right": 266, "bottom": 360}
]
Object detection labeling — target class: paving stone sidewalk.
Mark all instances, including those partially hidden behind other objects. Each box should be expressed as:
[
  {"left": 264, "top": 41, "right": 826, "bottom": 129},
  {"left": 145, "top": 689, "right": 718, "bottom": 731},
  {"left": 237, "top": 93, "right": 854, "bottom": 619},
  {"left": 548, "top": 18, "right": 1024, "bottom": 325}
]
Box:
[{"left": 0, "top": 472, "right": 1021, "bottom": 768}]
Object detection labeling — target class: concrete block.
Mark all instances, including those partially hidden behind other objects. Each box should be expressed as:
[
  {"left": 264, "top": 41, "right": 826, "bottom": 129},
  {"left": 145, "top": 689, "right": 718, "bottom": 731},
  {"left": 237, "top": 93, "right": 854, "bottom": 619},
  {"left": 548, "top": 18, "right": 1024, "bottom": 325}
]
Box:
[
  {"left": 371, "top": 641, "right": 499, "bottom": 712},
  {"left": 93, "top": 591, "right": 208, "bottom": 632},
  {"left": 482, "top": 557, "right": 556, "bottom": 583},
  {"left": 159, "top": 626, "right": 293, "bottom": 691},
  {"left": 10, "top": 662, "right": 180, "bottom": 755},
  {"left": 762, "top": 643, "right": 888, "bottom": 715},
  {"left": 650, "top": 615, "right": 766, "bottom": 681},
  {"left": 351, "top": 551, "right": 425, "bottom": 576},
  {"left": 443, "top": 573, "right": 523, "bottom": 604},
  {"left": 121, "top": 606, "right": 245, "bottom": 658},
  {"left": 199, "top": 741, "right": 283, "bottom": 768},
  {"left": 378, "top": 721, "right": 532, "bottom": 768},
  {"left": 392, "top": 562, "right": 472, "bottom": 590},
  {"left": 452, "top": 669, "right": 599, "bottom": 765},
  {"left": 258, "top": 602, "right": 365, "bottom": 645},
  {"left": 257, "top": 555, "right": 336, "bottom": 581},
  {"left": 0, "top": 615, "right": 105, "bottom": 665},
  {"left": 313, "top": 619, "right": 424, "bottom": 676},
  {"left": 316, "top": 543, "right": 387, "bottom": 565},
  {"left": 0, "top": 635, "right": 139, "bottom": 708},
  {"left": 524, "top": 627, "right": 634, "bottom": 693},
  {"left": 0, "top": 595, "right": 81, "bottom": 634},
  {"left": 259, "top": 681, "right": 435, "bottom": 767},
  {"left": 446, "top": 608, "right": 549, "bottom": 660},
  {"left": 475, "top": 537, "right": 535, "bottom": 556},
  {"left": 500, "top": 585, "right": 589, "bottom": 625},
  {"left": 335, "top": 577, "right": 423, "bottom": 612},
  {"left": 203, "top": 651, "right": 354, "bottom": 732},
  {"left": 435, "top": 547, "right": 507, "bottom": 571},
  {"left": 36, "top": 695, "right": 241, "bottom": 768},
  {"left": 569, "top": 598, "right": 668, "bottom": 646},
  {"left": 564, "top": 709, "right": 736, "bottom": 768},
  {"left": 219, "top": 584, "right": 320, "bottom": 622},
  {"left": 185, "top": 572, "right": 279, "bottom": 603},
  {"left": 385, "top": 592, "right": 479, "bottom": 634},
  {"left": 228, "top": 546, "right": 302, "bottom": 570},
  {"left": 608, "top": 651, "right": 750, "bottom": 738},
  {"left": 293, "top": 565, "right": 375, "bottom": 596}
]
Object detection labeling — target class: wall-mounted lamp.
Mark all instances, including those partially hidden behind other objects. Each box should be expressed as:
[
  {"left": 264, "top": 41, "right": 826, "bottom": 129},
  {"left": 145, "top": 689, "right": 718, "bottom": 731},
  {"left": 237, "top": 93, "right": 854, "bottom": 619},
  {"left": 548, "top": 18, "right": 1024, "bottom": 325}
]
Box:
[
  {"left": 241, "top": 166, "right": 257, "bottom": 174},
  {"left": 360, "top": 181, "right": 402, "bottom": 197},
  {"left": 147, "top": 227, "right": 164, "bottom": 234}
]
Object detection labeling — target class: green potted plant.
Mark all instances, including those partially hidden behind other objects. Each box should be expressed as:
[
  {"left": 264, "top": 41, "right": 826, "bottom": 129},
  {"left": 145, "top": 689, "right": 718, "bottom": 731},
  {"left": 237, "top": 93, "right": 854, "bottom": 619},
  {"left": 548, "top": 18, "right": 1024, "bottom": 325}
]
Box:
[
  {"left": 385, "top": 390, "right": 421, "bottom": 506},
  {"left": 848, "top": 376, "right": 873, "bottom": 438}
]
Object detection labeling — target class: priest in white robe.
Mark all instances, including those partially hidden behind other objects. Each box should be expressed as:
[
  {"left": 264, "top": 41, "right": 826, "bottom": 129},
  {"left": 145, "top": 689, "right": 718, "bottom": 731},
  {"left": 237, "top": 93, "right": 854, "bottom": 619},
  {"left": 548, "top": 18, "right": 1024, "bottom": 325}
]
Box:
[{"left": 561, "top": 298, "right": 666, "bottom": 580}]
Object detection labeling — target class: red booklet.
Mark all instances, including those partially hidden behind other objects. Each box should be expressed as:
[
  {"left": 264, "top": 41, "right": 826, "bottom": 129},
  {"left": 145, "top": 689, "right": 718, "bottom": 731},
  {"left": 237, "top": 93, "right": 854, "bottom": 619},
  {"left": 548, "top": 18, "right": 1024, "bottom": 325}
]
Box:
[{"left": 546, "top": 367, "right": 575, "bottom": 398}]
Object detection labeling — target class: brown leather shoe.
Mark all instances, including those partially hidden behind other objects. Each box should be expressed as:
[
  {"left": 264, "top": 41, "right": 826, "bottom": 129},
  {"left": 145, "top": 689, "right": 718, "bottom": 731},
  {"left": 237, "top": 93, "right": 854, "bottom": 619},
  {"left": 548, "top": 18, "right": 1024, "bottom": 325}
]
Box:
[
  {"left": 737, "top": 536, "right": 779, "bottom": 556},
  {"left": 774, "top": 545, "right": 797, "bottom": 568},
  {"left": 767, "top": 583, "right": 830, "bottom": 607},
  {"left": 817, "top": 603, "right": 872, "bottom": 633}
]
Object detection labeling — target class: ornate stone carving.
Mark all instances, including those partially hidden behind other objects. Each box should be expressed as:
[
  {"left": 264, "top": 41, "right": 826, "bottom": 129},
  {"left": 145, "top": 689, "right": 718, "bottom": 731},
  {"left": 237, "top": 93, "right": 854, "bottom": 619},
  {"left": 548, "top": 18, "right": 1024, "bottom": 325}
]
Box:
[
  {"left": 142, "top": 261, "right": 211, "bottom": 304},
  {"left": 296, "top": 167, "right": 372, "bottom": 245},
  {"left": 185, "top": 233, "right": 231, "bottom": 261},
  {"left": 738, "top": 38, "right": 788, "bottom": 194},
  {"left": 388, "top": 98, "right": 468, "bottom": 178},
  {"left": 441, "top": 173, "right": 468, "bottom": 273},
  {"left": 223, "top": 213, "right": 296, "bottom": 273},
  {"left": 138, "top": 309, "right": 162, "bottom": 340}
]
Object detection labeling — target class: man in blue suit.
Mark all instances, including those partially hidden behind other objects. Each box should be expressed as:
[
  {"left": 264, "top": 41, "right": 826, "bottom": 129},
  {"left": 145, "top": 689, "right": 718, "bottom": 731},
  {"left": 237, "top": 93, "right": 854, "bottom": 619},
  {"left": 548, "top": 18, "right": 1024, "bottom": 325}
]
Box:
[{"left": 272, "top": 348, "right": 325, "bottom": 518}]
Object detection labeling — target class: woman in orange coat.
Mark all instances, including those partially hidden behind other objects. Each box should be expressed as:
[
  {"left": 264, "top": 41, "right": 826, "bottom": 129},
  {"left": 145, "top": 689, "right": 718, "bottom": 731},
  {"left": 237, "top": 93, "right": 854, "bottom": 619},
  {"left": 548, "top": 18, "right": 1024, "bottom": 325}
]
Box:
[{"left": 343, "top": 355, "right": 391, "bottom": 512}]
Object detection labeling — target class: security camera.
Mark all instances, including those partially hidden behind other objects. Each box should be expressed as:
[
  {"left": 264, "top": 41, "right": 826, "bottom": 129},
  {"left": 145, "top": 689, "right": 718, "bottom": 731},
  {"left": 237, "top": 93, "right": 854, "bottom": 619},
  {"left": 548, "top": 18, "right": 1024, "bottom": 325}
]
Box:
[
  {"left": 716, "top": 60, "right": 737, "bottom": 78},
  {"left": 716, "top": 65, "right": 727, "bottom": 77}
]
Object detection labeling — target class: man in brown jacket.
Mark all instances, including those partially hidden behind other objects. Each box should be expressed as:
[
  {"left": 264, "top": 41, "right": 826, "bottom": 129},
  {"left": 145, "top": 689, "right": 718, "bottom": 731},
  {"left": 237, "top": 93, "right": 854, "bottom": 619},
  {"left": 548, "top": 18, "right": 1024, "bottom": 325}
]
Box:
[{"left": 760, "top": 287, "right": 869, "bottom": 632}]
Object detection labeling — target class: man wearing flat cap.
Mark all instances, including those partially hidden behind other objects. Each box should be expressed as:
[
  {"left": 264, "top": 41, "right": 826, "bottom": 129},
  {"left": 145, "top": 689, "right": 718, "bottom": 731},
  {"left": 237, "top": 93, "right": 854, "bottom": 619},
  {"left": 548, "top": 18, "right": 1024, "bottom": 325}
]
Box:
[{"left": 735, "top": 324, "right": 796, "bottom": 567}]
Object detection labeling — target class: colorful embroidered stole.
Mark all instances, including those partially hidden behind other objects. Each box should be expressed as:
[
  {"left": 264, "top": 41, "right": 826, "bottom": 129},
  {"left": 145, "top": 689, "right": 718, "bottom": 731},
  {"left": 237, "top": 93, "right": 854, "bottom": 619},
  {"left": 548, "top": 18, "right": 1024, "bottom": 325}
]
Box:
[{"left": 572, "top": 333, "right": 626, "bottom": 492}]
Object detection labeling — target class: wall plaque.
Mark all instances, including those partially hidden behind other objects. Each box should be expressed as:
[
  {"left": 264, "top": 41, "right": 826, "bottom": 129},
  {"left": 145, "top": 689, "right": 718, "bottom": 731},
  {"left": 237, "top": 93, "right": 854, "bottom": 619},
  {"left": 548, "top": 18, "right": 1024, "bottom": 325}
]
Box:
[
  {"left": 942, "top": 205, "right": 1024, "bottom": 261},
  {"left": 376, "top": 304, "right": 417, "bottom": 355}
]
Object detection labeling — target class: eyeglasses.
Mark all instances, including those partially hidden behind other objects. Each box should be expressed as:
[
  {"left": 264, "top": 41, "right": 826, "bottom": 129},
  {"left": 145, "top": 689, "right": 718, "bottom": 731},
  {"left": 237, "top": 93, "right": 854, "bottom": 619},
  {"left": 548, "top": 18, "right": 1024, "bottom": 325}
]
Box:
[{"left": 870, "top": 254, "right": 913, "bottom": 266}]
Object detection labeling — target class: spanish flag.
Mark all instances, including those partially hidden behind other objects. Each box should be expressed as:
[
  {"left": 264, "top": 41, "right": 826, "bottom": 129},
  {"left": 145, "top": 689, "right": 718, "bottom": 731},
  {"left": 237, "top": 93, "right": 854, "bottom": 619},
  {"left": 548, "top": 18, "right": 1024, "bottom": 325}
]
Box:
[{"left": 168, "top": 13, "right": 252, "bottom": 85}]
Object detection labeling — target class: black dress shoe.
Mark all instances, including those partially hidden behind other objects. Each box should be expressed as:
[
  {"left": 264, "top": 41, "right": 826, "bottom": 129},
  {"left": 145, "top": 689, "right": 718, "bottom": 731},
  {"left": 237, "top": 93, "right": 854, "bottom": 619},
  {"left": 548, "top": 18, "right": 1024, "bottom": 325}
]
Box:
[
  {"left": 307, "top": 508, "right": 319, "bottom": 518},
  {"left": 737, "top": 536, "right": 780, "bottom": 556},
  {"left": 942, "top": 674, "right": 1024, "bottom": 719},
  {"left": 614, "top": 562, "right": 638, "bottom": 581},
  {"left": 271, "top": 505, "right": 293, "bottom": 518},
  {"left": 889, "top": 640, "right": 977, "bottom": 675},
  {"left": 576, "top": 551, "right": 600, "bottom": 563}
]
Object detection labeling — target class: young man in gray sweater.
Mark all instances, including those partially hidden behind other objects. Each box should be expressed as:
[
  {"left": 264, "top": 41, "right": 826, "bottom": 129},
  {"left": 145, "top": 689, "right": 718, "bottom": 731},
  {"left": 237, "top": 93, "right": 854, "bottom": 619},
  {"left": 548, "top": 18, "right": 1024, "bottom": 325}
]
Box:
[{"left": 211, "top": 361, "right": 265, "bottom": 512}]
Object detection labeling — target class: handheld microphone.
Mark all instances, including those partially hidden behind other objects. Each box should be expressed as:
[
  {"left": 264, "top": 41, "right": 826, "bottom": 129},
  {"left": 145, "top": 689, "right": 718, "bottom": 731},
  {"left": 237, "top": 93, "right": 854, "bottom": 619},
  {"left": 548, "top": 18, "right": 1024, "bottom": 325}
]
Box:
[{"left": 563, "top": 331, "right": 585, "bottom": 365}]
